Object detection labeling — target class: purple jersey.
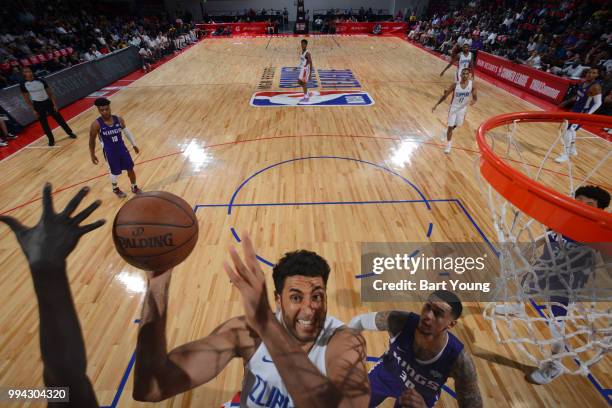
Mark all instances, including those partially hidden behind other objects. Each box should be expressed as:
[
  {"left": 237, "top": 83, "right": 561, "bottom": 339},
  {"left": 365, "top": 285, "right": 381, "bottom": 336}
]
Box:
[
  {"left": 98, "top": 115, "right": 127, "bottom": 151},
  {"left": 571, "top": 80, "right": 601, "bottom": 113},
  {"left": 97, "top": 115, "right": 134, "bottom": 175},
  {"left": 369, "top": 313, "right": 463, "bottom": 408}
]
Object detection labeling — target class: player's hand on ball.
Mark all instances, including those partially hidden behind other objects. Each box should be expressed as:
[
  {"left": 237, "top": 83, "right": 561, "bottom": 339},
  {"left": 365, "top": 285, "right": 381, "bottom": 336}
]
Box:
[
  {"left": 91, "top": 154, "right": 98, "bottom": 165},
  {"left": 0, "top": 183, "right": 105, "bottom": 270},
  {"left": 399, "top": 388, "right": 427, "bottom": 408},
  {"left": 224, "top": 233, "right": 273, "bottom": 334},
  {"left": 134, "top": 146, "right": 140, "bottom": 154}
]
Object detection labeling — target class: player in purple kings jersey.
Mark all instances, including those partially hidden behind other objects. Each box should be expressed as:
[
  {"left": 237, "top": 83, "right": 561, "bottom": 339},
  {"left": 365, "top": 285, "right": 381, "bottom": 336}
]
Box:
[
  {"left": 496, "top": 185, "right": 610, "bottom": 384},
  {"left": 89, "top": 98, "right": 142, "bottom": 198},
  {"left": 349, "top": 290, "right": 482, "bottom": 408},
  {"left": 555, "top": 67, "right": 602, "bottom": 163}
]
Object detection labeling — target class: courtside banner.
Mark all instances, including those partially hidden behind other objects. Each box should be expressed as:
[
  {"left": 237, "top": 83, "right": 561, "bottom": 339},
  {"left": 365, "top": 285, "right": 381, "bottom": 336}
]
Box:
[
  {"left": 335, "top": 22, "right": 407, "bottom": 35},
  {"left": 475, "top": 51, "right": 574, "bottom": 104},
  {"left": 197, "top": 23, "right": 268, "bottom": 35},
  {"left": 0, "top": 47, "right": 141, "bottom": 126},
  {"left": 250, "top": 90, "right": 374, "bottom": 107}
]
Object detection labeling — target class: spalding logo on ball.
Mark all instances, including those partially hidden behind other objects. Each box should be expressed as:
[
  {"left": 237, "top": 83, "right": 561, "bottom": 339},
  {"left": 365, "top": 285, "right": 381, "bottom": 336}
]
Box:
[{"left": 112, "top": 191, "right": 199, "bottom": 271}]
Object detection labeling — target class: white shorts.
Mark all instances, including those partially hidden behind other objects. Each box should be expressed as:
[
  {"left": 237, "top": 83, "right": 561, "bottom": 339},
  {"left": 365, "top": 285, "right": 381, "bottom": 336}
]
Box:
[
  {"left": 448, "top": 107, "right": 467, "bottom": 127},
  {"left": 299, "top": 66, "right": 310, "bottom": 83}
]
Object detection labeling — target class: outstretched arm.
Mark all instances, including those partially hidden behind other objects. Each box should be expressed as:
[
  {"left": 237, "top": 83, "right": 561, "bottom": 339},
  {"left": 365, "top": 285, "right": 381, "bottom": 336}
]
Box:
[
  {"left": 225, "top": 234, "right": 370, "bottom": 407},
  {"left": 440, "top": 55, "right": 457, "bottom": 76},
  {"left": 0, "top": 184, "right": 105, "bottom": 407},
  {"left": 449, "top": 349, "right": 483, "bottom": 408},
  {"left": 348, "top": 310, "right": 411, "bottom": 338},
  {"left": 133, "top": 272, "right": 255, "bottom": 402},
  {"left": 432, "top": 83, "right": 455, "bottom": 111}
]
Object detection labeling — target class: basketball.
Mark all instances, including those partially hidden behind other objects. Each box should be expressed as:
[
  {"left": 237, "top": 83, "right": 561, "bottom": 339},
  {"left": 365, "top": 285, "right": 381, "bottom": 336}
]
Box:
[{"left": 112, "top": 191, "right": 198, "bottom": 271}]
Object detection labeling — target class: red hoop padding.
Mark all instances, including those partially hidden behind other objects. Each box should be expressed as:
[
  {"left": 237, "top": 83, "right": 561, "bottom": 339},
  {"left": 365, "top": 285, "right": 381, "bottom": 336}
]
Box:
[{"left": 477, "top": 111, "right": 612, "bottom": 243}]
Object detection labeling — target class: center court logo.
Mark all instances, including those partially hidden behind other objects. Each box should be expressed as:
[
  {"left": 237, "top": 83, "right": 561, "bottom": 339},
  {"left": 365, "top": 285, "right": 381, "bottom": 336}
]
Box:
[{"left": 250, "top": 90, "right": 374, "bottom": 107}]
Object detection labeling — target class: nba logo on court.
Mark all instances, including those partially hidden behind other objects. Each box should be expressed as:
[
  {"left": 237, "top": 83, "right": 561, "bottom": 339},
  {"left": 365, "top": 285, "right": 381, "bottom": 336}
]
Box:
[{"left": 250, "top": 90, "right": 374, "bottom": 107}]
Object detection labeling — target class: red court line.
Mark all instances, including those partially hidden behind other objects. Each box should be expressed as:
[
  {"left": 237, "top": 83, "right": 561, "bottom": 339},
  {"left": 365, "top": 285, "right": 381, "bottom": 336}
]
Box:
[{"left": 0, "top": 132, "right": 593, "bottom": 215}]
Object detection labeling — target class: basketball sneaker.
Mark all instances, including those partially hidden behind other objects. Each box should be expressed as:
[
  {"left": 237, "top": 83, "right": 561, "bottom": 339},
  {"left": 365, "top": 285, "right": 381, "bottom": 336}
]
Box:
[
  {"left": 554, "top": 153, "right": 569, "bottom": 163},
  {"left": 0, "top": 140, "right": 7, "bottom": 147},
  {"left": 444, "top": 142, "right": 452, "bottom": 154},
  {"left": 528, "top": 361, "right": 563, "bottom": 385},
  {"left": 131, "top": 185, "right": 143, "bottom": 194},
  {"left": 7, "top": 133, "right": 17, "bottom": 139},
  {"left": 113, "top": 187, "right": 127, "bottom": 198}
]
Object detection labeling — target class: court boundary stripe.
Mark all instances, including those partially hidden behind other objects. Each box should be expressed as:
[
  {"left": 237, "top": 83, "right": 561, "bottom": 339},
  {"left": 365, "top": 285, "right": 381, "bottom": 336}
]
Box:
[{"left": 1, "top": 131, "right": 594, "bottom": 216}]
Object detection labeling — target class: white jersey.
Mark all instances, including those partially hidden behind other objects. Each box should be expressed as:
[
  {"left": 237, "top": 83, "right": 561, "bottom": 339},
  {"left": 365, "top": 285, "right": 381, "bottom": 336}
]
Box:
[
  {"left": 240, "top": 313, "right": 344, "bottom": 407},
  {"left": 455, "top": 51, "right": 472, "bottom": 81},
  {"left": 299, "top": 50, "right": 310, "bottom": 69},
  {"left": 450, "top": 80, "right": 473, "bottom": 110}
]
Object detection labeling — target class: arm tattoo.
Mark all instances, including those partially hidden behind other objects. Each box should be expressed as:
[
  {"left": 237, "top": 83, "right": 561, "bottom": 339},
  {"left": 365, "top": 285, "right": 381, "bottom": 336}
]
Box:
[
  {"left": 375, "top": 311, "right": 410, "bottom": 337},
  {"left": 450, "top": 349, "right": 483, "bottom": 408}
]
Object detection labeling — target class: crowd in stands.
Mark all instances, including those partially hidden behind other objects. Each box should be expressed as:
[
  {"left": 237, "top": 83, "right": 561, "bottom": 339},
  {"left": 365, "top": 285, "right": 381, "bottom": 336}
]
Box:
[
  {"left": 1, "top": 0, "right": 203, "bottom": 88},
  {"left": 313, "top": 7, "right": 394, "bottom": 33},
  {"left": 407, "top": 0, "right": 611, "bottom": 114}
]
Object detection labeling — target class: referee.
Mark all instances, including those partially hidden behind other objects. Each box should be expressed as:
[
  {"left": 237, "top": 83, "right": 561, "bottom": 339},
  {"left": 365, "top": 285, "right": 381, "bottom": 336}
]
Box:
[{"left": 20, "top": 66, "right": 76, "bottom": 146}]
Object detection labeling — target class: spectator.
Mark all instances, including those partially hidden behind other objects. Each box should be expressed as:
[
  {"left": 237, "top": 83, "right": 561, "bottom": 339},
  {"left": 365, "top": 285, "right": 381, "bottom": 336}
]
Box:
[{"left": 524, "top": 50, "right": 542, "bottom": 69}]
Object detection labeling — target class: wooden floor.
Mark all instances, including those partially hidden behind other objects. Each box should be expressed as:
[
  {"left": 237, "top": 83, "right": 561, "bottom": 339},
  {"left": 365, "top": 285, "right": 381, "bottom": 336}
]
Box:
[{"left": 0, "top": 36, "right": 610, "bottom": 407}]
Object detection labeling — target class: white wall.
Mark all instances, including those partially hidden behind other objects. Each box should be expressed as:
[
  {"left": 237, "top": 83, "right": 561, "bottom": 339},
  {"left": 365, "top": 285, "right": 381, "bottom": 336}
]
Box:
[{"left": 168, "top": 0, "right": 421, "bottom": 21}]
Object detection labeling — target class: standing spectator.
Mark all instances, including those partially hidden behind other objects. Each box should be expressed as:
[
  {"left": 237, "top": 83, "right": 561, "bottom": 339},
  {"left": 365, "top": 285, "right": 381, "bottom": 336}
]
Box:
[{"left": 19, "top": 66, "right": 76, "bottom": 146}]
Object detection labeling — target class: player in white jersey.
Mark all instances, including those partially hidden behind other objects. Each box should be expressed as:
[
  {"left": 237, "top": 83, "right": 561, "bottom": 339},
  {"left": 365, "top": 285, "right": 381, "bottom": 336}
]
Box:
[
  {"left": 133, "top": 234, "right": 370, "bottom": 407},
  {"left": 440, "top": 43, "right": 473, "bottom": 82},
  {"left": 432, "top": 68, "right": 477, "bottom": 154},
  {"left": 298, "top": 39, "right": 313, "bottom": 102}
]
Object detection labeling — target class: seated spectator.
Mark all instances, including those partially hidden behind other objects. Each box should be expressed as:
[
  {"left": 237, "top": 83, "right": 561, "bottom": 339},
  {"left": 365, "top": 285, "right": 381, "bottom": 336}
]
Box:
[
  {"left": 138, "top": 46, "right": 152, "bottom": 72},
  {"left": 524, "top": 50, "right": 542, "bottom": 69}
]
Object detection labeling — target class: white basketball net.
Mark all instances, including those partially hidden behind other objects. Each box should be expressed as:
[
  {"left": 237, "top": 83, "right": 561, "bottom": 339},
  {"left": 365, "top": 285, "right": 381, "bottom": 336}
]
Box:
[{"left": 479, "top": 118, "right": 612, "bottom": 376}]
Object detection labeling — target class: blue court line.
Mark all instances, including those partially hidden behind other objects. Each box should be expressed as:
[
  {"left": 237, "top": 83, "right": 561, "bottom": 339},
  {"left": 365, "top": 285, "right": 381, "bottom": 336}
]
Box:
[
  {"left": 231, "top": 227, "right": 241, "bottom": 243},
  {"left": 355, "top": 272, "right": 376, "bottom": 279},
  {"left": 427, "top": 223, "right": 434, "bottom": 237},
  {"left": 197, "top": 198, "right": 453, "bottom": 210},
  {"left": 226, "top": 156, "right": 433, "bottom": 216}
]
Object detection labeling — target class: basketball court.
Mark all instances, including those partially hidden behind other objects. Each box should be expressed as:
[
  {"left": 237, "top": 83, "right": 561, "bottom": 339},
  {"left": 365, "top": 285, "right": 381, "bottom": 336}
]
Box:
[{"left": 0, "top": 35, "right": 610, "bottom": 407}]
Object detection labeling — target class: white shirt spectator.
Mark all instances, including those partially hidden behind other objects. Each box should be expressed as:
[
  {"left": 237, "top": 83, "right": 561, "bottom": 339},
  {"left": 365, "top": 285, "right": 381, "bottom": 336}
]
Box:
[
  {"left": 526, "top": 53, "right": 541, "bottom": 69},
  {"left": 502, "top": 17, "right": 514, "bottom": 27},
  {"left": 527, "top": 41, "right": 537, "bottom": 52},
  {"left": 56, "top": 26, "right": 68, "bottom": 35}
]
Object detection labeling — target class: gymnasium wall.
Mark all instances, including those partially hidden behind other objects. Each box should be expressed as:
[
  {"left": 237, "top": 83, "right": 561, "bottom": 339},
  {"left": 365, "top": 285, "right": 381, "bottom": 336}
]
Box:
[
  {"left": 168, "top": 0, "right": 430, "bottom": 21},
  {"left": 0, "top": 47, "right": 142, "bottom": 126}
]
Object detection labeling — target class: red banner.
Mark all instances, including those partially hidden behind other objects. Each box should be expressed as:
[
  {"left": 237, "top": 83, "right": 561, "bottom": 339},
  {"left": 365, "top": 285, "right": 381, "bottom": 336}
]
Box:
[
  {"left": 475, "top": 51, "right": 574, "bottom": 104},
  {"left": 196, "top": 22, "right": 269, "bottom": 35},
  {"left": 335, "top": 22, "right": 407, "bottom": 35}
]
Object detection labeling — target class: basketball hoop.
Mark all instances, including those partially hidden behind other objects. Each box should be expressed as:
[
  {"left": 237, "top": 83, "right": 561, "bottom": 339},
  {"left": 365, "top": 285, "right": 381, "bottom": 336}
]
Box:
[{"left": 477, "top": 111, "right": 612, "bottom": 376}]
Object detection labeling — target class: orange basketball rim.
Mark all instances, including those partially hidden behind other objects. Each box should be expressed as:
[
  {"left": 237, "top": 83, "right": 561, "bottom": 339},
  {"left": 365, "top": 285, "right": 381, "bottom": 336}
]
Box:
[{"left": 477, "top": 111, "right": 612, "bottom": 244}]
